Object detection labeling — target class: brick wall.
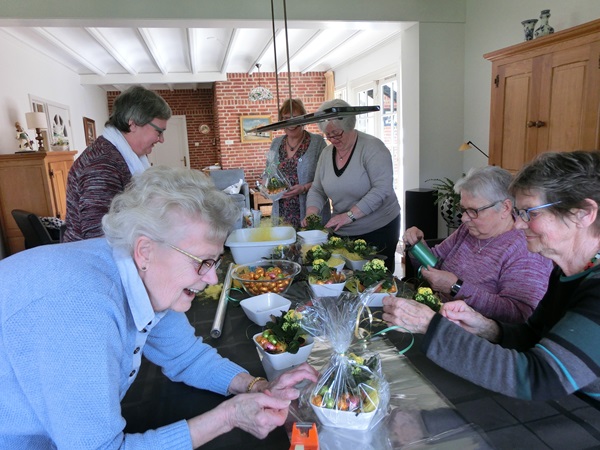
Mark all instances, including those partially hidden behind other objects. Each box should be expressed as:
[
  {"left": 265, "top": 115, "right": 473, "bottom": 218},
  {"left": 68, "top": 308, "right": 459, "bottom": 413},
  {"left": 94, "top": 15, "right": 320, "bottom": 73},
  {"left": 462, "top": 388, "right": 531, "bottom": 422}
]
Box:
[{"left": 107, "top": 71, "right": 326, "bottom": 183}]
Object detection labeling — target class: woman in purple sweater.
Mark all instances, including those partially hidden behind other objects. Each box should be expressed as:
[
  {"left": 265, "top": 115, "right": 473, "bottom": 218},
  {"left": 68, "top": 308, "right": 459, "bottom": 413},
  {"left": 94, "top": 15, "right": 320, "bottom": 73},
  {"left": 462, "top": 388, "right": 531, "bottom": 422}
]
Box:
[{"left": 404, "top": 166, "right": 553, "bottom": 323}]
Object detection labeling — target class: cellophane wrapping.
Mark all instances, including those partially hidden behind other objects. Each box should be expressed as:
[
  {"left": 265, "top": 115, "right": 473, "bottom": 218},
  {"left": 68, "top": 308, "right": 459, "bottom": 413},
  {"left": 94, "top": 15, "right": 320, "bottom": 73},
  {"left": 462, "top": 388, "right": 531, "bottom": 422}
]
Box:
[
  {"left": 297, "top": 291, "right": 390, "bottom": 430},
  {"left": 258, "top": 163, "right": 290, "bottom": 201}
]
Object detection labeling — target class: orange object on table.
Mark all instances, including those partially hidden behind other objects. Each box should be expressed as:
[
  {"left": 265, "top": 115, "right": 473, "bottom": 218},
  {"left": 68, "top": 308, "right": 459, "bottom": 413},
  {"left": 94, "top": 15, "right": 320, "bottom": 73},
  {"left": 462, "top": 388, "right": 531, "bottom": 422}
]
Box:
[{"left": 289, "top": 422, "right": 319, "bottom": 450}]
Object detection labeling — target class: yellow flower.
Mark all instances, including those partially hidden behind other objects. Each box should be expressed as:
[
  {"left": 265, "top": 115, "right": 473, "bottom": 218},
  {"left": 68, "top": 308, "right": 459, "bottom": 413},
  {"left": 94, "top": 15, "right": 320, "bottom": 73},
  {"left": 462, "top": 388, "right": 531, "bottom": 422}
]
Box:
[
  {"left": 417, "top": 287, "right": 434, "bottom": 296},
  {"left": 364, "top": 258, "right": 386, "bottom": 272}
]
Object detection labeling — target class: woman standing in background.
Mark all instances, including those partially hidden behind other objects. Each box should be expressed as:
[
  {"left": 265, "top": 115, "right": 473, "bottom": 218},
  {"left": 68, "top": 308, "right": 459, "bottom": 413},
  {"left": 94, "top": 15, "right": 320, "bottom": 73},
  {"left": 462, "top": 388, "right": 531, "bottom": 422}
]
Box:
[{"left": 265, "top": 98, "right": 328, "bottom": 228}]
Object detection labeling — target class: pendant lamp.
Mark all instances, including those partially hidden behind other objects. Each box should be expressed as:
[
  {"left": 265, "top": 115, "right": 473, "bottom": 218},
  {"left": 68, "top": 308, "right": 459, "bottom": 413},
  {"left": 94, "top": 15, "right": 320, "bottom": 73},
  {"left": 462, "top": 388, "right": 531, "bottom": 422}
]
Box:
[{"left": 248, "top": 64, "right": 273, "bottom": 102}]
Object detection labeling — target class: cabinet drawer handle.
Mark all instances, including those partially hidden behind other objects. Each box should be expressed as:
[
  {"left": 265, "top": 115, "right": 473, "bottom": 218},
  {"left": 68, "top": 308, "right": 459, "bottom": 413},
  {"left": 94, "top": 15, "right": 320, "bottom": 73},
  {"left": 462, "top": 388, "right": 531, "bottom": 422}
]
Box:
[{"left": 527, "top": 121, "right": 546, "bottom": 128}]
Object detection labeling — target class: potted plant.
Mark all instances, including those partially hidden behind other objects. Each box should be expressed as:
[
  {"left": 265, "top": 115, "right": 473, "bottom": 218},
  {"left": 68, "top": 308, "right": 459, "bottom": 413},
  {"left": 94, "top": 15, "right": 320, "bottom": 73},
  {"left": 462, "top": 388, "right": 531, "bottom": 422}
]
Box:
[
  {"left": 253, "top": 309, "right": 314, "bottom": 370},
  {"left": 426, "top": 176, "right": 463, "bottom": 229},
  {"left": 307, "top": 258, "right": 348, "bottom": 297}
]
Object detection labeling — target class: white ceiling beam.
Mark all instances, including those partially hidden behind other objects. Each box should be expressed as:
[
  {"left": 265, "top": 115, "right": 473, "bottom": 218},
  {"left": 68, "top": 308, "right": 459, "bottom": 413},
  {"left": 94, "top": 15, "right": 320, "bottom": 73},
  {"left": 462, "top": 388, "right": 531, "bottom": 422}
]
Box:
[
  {"left": 219, "top": 28, "right": 237, "bottom": 74},
  {"left": 329, "top": 30, "right": 403, "bottom": 73},
  {"left": 33, "top": 27, "right": 107, "bottom": 75},
  {"left": 85, "top": 27, "right": 137, "bottom": 75},
  {"left": 277, "top": 29, "right": 322, "bottom": 73},
  {"left": 80, "top": 72, "right": 227, "bottom": 85},
  {"left": 301, "top": 30, "right": 362, "bottom": 73},
  {"left": 138, "top": 28, "right": 168, "bottom": 75},
  {"left": 188, "top": 28, "right": 200, "bottom": 74},
  {"left": 248, "top": 28, "right": 282, "bottom": 74}
]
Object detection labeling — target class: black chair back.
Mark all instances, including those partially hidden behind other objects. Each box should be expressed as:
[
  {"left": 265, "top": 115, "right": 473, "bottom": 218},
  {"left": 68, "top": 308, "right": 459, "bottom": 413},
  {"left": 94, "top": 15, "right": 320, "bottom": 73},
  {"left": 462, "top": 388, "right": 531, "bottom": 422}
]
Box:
[{"left": 11, "top": 209, "right": 58, "bottom": 249}]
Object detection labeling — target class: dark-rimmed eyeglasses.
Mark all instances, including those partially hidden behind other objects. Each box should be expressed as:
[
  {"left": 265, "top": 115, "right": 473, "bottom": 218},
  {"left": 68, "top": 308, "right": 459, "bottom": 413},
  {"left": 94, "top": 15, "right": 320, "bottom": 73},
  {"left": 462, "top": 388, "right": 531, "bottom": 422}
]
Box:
[
  {"left": 512, "top": 201, "right": 562, "bottom": 222},
  {"left": 325, "top": 129, "right": 344, "bottom": 141},
  {"left": 148, "top": 122, "right": 166, "bottom": 138},
  {"left": 167, "top": 243, "right": 222, "bottom": 276},
  {"left": 459, "top": 200, "right": 502, "bottom": 219}
]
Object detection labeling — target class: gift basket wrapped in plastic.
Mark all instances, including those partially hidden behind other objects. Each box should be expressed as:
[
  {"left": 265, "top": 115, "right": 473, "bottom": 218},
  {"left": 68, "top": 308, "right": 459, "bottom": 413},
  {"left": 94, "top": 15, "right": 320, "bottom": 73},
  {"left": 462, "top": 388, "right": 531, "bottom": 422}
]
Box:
[
  {"left": 296, "top": 290, "right": 391, "bottom": 431},
  {"left": 257, "top": 163, "right": 291, "bottom": 202}
]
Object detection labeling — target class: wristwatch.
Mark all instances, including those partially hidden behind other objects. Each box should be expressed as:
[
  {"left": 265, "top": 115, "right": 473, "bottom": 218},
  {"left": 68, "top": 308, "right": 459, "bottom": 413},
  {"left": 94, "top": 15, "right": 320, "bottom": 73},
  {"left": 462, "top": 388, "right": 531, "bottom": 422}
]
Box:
[
  {"left": 346, "top": 211, "right": 356, "bottom": 222},
  {"left": 450, "top": 279, "right": 463, "bottom": 297}
]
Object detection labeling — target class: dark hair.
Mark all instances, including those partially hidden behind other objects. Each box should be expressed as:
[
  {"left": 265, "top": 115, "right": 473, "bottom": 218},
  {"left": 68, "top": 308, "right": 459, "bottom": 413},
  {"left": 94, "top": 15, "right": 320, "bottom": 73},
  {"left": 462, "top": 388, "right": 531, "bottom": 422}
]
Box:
[
  {"left": 106, "top": 85, "right": 172, "bottom": 132},
  {"left": 278, "top": 98, "right": 307, "bottom": 120},
  {"left": 510, "top": 150, "right": 600, "bottom": 234}
]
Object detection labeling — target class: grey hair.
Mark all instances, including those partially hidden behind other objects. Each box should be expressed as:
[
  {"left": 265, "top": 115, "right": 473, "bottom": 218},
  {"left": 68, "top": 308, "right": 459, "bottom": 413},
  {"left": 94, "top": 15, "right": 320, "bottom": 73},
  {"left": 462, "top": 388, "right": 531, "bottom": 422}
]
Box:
[
  {"left": 316, "top": 99, "right": 356, "bottom": 133},
  {"left": 102, "top": 166, "right": 240, "bottom": 253},
  {"left": 454, "top": 166, "right": 514, "bottom": 206},
  {"left": 510, "top": 150, "right": 600, "bottom": 235},
  {"left": 106, "top": 85, "right": 172, "bottom": 133}
]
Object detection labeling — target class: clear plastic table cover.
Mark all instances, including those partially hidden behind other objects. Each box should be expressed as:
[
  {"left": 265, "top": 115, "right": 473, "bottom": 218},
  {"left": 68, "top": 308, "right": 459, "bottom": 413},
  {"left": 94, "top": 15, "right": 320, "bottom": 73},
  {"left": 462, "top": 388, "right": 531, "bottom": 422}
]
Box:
[{"left": 287, "top": 337, "right": 494, "bottom": 449}]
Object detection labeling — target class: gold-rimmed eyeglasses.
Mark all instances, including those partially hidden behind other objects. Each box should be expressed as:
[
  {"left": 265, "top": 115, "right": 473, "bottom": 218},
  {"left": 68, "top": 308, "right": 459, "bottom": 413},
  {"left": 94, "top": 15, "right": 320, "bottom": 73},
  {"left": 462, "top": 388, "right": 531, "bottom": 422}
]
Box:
[
  {"left": 148, "top": 122, "right": 166, "bottom": 138},
  {"left": 512, "top": 201, "right": 562, "bottom": 222},
  {"left": 459, "top": 200, "right": 502, "bottom": 219},
  {"left": 167, "top": 243, "right": 222, "bottom": 276}
]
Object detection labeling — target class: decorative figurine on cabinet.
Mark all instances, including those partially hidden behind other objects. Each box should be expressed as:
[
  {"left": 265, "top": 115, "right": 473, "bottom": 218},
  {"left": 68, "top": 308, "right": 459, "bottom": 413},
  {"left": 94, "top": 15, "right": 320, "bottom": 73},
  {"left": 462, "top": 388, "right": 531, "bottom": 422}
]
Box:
[
  {"left": 534, "top": 9, "right": 554, "bottom": 38},
  {"left": 15, "top": 122, "right": 34, "bottom": 151}
]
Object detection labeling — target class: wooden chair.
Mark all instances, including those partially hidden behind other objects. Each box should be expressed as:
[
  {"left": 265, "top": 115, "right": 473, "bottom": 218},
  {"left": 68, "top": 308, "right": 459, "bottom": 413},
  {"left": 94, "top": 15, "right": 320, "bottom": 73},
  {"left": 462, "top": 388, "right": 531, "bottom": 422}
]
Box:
[{"left": 11, "top": 209, "right": 59, "bottom": 249}]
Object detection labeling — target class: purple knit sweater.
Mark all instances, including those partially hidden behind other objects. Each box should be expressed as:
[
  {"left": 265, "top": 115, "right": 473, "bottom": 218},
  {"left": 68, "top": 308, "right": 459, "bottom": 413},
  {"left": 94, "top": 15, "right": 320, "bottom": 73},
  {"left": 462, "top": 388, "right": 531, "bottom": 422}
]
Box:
[
  {"left": 63, "top": 136, "right": 132, "bottom": 242},
  {"left": 429, "top": 225, "right": 554, "bottom": 323}
]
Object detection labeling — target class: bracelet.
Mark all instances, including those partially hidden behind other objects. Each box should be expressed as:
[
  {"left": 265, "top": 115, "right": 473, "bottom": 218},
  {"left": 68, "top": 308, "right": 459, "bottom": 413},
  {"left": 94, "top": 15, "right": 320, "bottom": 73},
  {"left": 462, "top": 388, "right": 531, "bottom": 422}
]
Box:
[{"left": 246, "top": 376, "right": 266, "bottom": 393}]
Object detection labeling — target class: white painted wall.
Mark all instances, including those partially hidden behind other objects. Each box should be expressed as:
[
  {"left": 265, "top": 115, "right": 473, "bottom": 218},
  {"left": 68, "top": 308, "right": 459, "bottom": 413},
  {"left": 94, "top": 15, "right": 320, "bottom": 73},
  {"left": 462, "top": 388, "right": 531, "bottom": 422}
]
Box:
[
  {"left": 463, "top": 0, "right": 600, "bottom": 172},
  {"left": 0, "top": 31, "right": 108, "bottom": 155}
]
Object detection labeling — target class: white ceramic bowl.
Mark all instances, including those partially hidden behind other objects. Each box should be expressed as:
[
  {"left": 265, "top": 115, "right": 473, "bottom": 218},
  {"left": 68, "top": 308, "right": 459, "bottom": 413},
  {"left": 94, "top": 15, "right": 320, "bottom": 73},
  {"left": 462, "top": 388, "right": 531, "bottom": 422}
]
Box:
[
  {"left": 240, "top": 293, "right": 291, "bottom": 326},
  {"left": 343, "top": 257, "right": 368, "bottom": 271},
  {"left": 310, "top": 404, "right": 376, "bottom": 430},
  {"left": 225, "top": 226, "right": 296, "bottom": 264},
  {"left": 253, "top": 332, "right": 314, "bottom": 370},
  {"left": 297, "top": 229, "right": 328, "bottom": 245},
  {"left": 309, "top": 280, "right": 346, "bottom": 298}
]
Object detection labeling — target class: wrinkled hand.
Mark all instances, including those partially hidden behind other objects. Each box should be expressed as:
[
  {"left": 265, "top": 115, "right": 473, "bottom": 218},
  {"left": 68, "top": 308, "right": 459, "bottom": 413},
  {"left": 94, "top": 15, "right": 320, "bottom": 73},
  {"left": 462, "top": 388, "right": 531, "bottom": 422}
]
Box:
[
  {"left": 420, "top": 266, "right": 458, "bottom": 295},
  {"left": 325, "top": 213, "right": 351, "bottom": 231},
  {"left": 441, "top": 301, "right": 499, "bottom": 341},
  {"left": 265, "top": 363, "right": 319, "bottom": 401},
  {"left": 403, "top": 226, "right": 425, "bottom": 246},
  {"left": 382, "top": 296, "right": 436, "bottom": 334},
  {"left": 224, "top": 393, "right": 291, "bottom": 439},
  {"left": 282, "top": 184, "right": 304, "bottom": 199}
]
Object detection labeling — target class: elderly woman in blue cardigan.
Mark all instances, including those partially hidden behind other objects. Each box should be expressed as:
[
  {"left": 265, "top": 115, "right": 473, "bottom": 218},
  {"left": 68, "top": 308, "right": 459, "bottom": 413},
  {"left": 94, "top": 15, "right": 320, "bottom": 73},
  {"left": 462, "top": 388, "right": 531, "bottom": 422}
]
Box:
[
  {"left": 265, "top": 98, "right": 328, "bottom": 228},
  {"left": 0, "top": 167, "right": 317, "bottom": 449}
]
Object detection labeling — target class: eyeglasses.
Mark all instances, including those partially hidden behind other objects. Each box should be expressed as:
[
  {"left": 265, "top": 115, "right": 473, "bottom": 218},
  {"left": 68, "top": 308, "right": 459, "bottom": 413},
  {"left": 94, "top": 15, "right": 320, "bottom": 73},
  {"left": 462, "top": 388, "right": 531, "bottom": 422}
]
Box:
[
  {"left": 147, "top": 122, "right": 166, "bottom": 138},
  {"left": 325, "top": 129, "right": 344, "bottom": 141},
  {"left": 512, "top": 201, "right": 562, "bottom": 222},
  {"left": 167, "top": 243, "right": 222, "bottom": 276},
  {"left": 459, "top": 200, "right": 502, "bottom": 219}
]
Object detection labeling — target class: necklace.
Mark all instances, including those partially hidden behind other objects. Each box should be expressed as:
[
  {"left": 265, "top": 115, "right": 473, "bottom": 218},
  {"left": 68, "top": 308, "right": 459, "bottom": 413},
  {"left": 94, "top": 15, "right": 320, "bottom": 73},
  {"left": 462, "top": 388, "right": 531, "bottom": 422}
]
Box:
[
  {"left": 337, "top": 149, "right": 351, "bottom": 160},
  {"left": 476, "top": 236, "right": 497, "bottom": 254},
  {"left": 584, "top": 251, "right": 600, "bottom": 270},
  {"left": 287, "top": 139, "right": 301, "bottom": 153}
]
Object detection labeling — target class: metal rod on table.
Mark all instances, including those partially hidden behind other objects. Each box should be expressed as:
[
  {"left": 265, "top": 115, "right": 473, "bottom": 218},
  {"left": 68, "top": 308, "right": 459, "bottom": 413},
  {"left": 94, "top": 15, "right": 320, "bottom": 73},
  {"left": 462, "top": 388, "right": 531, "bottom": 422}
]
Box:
[{"left": 210, "top": 262, "right": 234, "bottom": 339}]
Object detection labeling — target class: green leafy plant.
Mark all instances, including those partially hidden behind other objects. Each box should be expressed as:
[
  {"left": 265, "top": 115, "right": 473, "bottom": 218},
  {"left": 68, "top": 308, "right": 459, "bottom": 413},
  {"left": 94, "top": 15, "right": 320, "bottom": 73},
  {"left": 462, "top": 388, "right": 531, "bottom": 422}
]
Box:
[
  {"left": 305, "top": 244, "right": 332, "bottom": 265},
  {"left": 304, "top": 214, "right": 324, "bottom": 231},
  {"left": 353, "top": 258, "right": 396, "bottom": 292},
  {"left": 255, "top": 309, "right": 308, "bottom": 354},
  {"left": 308, "top": 259, "right": 346, "bottom": 284},
  {"left": 344, "top": 238, "right": 379, "bottom": 259},
  {"left": 412, "top": 286, "right": 442, "bottom": 312}
]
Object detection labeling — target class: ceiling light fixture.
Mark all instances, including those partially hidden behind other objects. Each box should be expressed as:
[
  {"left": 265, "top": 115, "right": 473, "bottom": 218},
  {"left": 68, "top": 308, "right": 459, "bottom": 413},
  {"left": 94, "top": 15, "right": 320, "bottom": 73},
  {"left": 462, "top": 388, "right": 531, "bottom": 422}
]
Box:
[
  {"left": 248, "top": 0, "right": 379, "bottom": 134},
  {"left": 248, "top": 63, "right": 273, "bottom": 101}
]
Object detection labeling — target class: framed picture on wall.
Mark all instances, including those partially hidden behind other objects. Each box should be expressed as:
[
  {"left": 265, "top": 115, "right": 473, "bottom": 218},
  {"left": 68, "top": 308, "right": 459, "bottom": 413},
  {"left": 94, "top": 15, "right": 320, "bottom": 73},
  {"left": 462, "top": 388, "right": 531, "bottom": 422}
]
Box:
[
  {"left": 83, "top": 117, "right": 96, "bottom": 146},
  {"left": 240, "top": 115, "right": 272, "bottom": 143}
]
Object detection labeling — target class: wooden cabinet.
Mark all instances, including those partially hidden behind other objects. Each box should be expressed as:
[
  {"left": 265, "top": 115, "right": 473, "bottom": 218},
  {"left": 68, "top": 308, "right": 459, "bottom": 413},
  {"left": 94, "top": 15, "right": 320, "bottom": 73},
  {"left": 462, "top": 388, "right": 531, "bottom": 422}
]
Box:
[
  {"left": 485, "top": 19, "right": 600, "bottom": 171},
  {"left": 0, "top": 150, "right": 76, "bottom": 254}
]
